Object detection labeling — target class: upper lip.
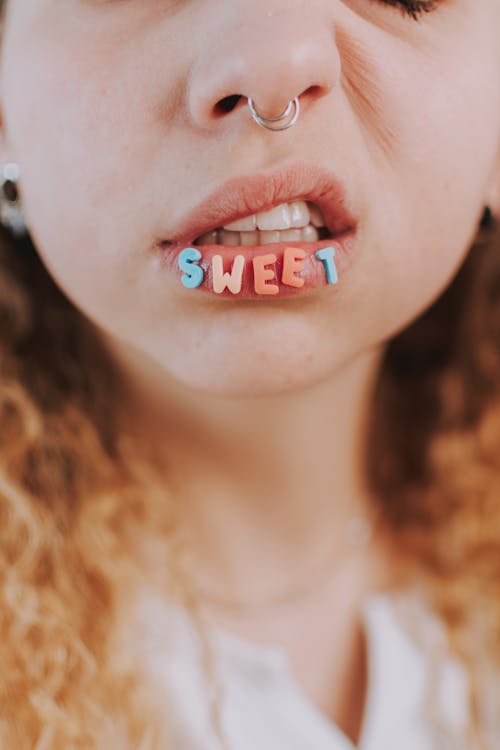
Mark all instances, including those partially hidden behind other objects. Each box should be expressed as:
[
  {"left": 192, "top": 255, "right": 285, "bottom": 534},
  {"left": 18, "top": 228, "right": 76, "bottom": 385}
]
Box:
[{"left": 161, "top": 161, "right": 357, "bottom": 245}]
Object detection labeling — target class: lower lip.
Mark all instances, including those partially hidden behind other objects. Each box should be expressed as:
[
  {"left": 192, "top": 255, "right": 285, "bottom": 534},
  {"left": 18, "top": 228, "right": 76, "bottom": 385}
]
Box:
[{"left": 156, "top": 229, "right": 357, "bottom": 300}]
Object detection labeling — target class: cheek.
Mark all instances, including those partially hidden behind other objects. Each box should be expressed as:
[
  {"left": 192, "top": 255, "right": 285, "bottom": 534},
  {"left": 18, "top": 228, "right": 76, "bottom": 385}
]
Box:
[
  {"left": 0, "top": 63, "right": 136, "bottom": 328},
  {"left": 5, "top": 66, "right": 138, "bottom": 232},
  {"left": 367, "top": 44, "right": 500, "bottom": 326},
  {"left": 0, "top": 23, "right": 182, "bottom": 274},
  {"left": 408, "top": 39, "right": 499, "bottom": 224}
]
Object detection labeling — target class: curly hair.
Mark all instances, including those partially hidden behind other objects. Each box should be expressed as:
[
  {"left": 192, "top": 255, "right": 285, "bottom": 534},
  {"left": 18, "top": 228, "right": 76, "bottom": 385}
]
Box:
[
  {"left": 366, "top": 211, "right": 500, "bottom": 748},
  {"left": 1, "top": 2, "right": 500, "bottom": 748}
]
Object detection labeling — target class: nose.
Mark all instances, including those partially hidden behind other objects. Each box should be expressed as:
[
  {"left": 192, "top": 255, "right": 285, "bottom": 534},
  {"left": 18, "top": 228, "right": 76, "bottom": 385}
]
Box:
[{"left": 187, "top": 2, "right": 340, "bottom": 131}]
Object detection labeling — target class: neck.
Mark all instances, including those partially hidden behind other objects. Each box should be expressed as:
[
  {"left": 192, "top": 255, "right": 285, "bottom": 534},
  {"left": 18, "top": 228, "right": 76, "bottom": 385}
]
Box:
[{"left": 105, "top": 336, "right": 395, "bottom": 602}]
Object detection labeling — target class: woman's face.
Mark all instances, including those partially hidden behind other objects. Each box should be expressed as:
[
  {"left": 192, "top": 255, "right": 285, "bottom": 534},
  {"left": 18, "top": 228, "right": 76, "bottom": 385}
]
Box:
[{"left": 1, "top": 0, "right": 499, "bottom": 396}]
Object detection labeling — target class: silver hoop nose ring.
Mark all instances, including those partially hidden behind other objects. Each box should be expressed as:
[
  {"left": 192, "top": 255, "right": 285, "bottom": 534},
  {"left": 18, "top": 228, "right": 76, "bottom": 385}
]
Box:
[{"left": 248, "top": 97, "right": 300, "bottom": 131}]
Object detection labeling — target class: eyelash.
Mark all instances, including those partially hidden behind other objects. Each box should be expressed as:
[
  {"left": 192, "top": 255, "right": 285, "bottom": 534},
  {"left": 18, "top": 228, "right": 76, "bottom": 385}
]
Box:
[{"left": 378, "top": 0, "right": 439, "bottom": 21}]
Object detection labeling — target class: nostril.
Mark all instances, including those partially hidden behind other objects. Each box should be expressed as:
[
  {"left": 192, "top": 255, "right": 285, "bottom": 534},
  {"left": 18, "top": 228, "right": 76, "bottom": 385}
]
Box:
[{"left": 215, "top": 94, "right": 244, "bottom": 115}]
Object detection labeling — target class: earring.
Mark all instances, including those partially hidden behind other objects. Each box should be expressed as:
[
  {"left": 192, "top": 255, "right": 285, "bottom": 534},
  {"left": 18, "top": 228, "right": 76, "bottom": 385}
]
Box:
[
  {"left": 480, "top": 205, "right": 497, "bottom": 231},
  {"left": 0, "top": 162, "right": 28, "bottom": 238}
]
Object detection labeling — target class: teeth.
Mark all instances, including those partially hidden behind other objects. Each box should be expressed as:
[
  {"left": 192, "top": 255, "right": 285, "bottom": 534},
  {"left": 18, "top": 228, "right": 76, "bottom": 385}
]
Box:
[
  {"left": 219, "top": 230, "right": 240, "bottom": 246},
  {"left": 308, "top": 203, "right": 326, "bottom": 228},
  {"left": 301, "top": 225, "right": 320, "bottom": 242},
  {"left": 221, "top": 200, "right": 326, "bottom": 233},
  {"left": 256, "top": 203, "right": 292, "bottom": 231},
  {"left": 240, "top": 230, "right": 260, "bottom": 246},
  {"left": 196, "top": 230, "right": 217, "bottom": 245},
  {"left": 197, "top": 225, "right": 321, "bottom": 246},
  {"left": 197, "top": 229, "right": 218, "bottom": 245},
  {"left": 278, "top": 228, "right": 303, "bottom": 242},
  {"left": 259, "top": 230, "right": 282, "bottom": 245},
  {"left": 289, "top": 200, "right": 310, "bottom": 229},
  {"left": 222, "top": 214, "right": 258, "bottom": 232}
]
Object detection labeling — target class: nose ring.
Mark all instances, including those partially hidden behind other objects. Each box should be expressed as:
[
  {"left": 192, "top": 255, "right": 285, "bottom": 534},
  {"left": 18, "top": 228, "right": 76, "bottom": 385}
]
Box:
[{"left": 247, "top": 97, "right": 300, "bottom": 131}]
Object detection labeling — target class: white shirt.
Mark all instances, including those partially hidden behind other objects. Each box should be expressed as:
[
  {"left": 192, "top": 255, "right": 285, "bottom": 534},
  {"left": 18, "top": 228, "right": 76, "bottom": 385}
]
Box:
[{"left": 133, "top": 588, "right": 489, "bottom": 750}]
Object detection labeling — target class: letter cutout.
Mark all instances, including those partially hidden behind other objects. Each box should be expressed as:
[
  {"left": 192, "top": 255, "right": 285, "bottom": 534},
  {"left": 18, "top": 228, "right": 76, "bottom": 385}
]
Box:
[
  {"left": 212, "top": 254, "right": 245, "bottom": 294},
  {"left": 282, "top": 247, "right": 306, "bottom": 288},
  {"left": 253, "top": 253, "right": 279, "bottom": 295},
  {"left": 315, "top": 246, "right": 338, "bottom": 285},
  {"left": 178, "top": 247, "right": 204, "bottom": 288}
]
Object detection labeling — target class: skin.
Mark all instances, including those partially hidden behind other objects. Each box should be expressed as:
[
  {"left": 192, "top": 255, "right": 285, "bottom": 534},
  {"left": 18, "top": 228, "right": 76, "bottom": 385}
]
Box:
[{"left": 1, "top": 0, "right": 500, "bottom": 743}]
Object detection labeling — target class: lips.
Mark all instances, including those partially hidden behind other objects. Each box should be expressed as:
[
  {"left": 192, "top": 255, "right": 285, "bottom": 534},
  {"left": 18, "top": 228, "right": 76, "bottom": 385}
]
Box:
[{"left": 159, "top": 161, "right": 357, "bottom": 247}]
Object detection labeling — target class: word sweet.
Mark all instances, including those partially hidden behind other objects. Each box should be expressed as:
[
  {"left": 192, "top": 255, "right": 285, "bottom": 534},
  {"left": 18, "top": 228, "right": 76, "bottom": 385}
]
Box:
[{"left": 178, "top": 245, "right": 338, "bottom": 294}]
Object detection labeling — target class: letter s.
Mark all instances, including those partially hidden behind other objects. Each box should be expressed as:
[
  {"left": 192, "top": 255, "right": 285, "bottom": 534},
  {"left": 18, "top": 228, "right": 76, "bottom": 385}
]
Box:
[{"left": 178, "top": 247, "right": 205, "bottom": 289}]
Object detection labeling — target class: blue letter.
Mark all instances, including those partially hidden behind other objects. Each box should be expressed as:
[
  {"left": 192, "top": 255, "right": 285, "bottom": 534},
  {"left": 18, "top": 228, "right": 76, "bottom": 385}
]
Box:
[
  {"left": 315, "top": 246, "right": 338, "bottom": 285},
  {"left": 178, "top": 247, "right": 204, "bottom": 289}
]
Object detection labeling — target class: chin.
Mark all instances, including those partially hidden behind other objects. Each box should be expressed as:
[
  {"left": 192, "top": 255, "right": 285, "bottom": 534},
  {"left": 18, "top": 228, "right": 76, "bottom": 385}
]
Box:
[{"left": 163, "top": 346, "right": 338, "bottom": 399}]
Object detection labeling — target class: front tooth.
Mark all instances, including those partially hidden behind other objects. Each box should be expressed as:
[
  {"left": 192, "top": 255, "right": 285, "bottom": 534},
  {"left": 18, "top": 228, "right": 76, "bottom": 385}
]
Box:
[
  {"left": 257, "top": 203, "right": 291, "bottom": 231},
  {"left": 308, "top": 203, "right": 326, "bottom": 228},
  {"left": 289, "top": 200, "right": 311, "bottom": 228},
  {"left": 222, "top": 215, "right": 257, "bottom": 231}
]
